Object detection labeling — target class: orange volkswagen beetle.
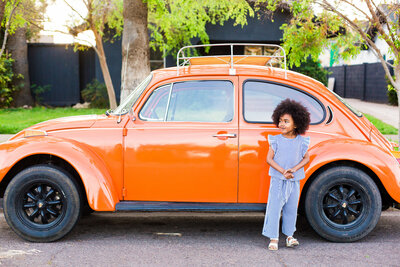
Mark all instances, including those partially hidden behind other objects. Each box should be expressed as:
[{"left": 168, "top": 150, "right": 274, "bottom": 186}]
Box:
[{"left": 0, "top": 44, "right": 399, "bottom": 242}]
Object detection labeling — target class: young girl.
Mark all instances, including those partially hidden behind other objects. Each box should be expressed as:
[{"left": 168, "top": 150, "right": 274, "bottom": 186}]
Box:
[{"left": 262, "top": 98, "right": 311, "bottom": 251}]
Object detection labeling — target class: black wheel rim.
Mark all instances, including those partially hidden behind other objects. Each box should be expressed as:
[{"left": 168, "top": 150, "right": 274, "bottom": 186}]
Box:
[
  {"left": 322, "top": 183, "right": 365, "bottom": 226},
  {"left": 18, "top": 182, "right": 65, "bottom": 227}
]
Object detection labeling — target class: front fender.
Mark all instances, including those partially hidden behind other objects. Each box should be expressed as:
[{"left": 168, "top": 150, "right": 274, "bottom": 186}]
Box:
[
  {"left": 306, "top": 139, "right": 400, "bottom": 203},
  {"left": 0, "top": 136, "right": 119, "bottom": 211}
]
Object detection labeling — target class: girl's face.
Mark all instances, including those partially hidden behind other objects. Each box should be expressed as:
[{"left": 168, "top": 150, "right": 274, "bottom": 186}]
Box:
[{"left": 278, "top": 113, "right": 296, "bottom": 137}]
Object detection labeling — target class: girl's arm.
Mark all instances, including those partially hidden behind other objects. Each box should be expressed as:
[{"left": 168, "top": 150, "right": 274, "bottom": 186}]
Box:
[
  {"left": 287, "top": 151, "right": 310, "bottom": 173},
  {"left": 266, "top": 145, "right": 285, "bottom": 175}
]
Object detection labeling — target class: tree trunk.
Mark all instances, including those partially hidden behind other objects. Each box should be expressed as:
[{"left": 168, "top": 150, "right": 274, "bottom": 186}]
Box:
[
  {"left": 7, "top": 26, "right": 34, "bottom": 107},
  {"left": 120, "top": 0, "right": 150, "bottom": 102},
  {"left": 93, "top": 28, "right": 117, "bottom": 109},
  {"left": 394, "top": 65, "right": 400, "bottom": 144}
]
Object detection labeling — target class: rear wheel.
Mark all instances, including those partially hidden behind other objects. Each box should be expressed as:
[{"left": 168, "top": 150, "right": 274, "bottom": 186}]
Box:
[
  {"left": 3, "top": 165, "right": 81, "bottom": 242},
  {"left": 305, "top": 166, "right": 381, "bottom": 242}
]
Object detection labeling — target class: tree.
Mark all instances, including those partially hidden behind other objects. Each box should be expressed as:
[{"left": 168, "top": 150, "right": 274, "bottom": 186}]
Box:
[
  {"left": 121, "top": 0, "right": 255, "bottom": 100},
  {"left": 120, "top": 0, "right": 149, "bottom": 102},
  {"left": 0, "top": 0, "right": 46, "bottom": 107},
  {"left": 67, "top": 0, "right": 123, "bottom": 109},
  {"left": 264, "top": 0, "right": 400, "bottom": 142},
  {"left": 1, "top": 0, "right": 21, "bottom": 58},
  {"left": 6, "top": 0, "right": 46, "bottom": 107}
]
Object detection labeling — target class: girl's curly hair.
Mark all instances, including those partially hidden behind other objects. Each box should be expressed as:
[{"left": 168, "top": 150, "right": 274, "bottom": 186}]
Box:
[{"left": 272, "top": 98, "right": 311, "bottom": 135}]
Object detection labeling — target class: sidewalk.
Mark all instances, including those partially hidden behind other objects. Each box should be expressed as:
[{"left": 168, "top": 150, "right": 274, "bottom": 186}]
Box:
[
  {"left": 345, "top": 98, "right": 398, "bottom": 129},
  {"left": 344, "top": 98, "right": 398, "bottom": 142},
  {"left": 0, "top": 135, "right": 13, "bottom": 143}
]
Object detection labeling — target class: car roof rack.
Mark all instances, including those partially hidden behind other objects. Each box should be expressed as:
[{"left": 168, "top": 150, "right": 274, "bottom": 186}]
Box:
[{"left": 176, "top": 43, "right": 287, "bottom": 78}]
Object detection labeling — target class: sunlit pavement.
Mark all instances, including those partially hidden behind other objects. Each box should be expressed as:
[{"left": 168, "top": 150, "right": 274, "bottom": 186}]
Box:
[
  {"left": 345, "top": 98, "right": 398, "bottom": 129},
  {"left": 0, "top": 209, "right": 399, "bottom": 266},
  {"left": 0, "top": 135, "right": 12, "bottom": 143}
]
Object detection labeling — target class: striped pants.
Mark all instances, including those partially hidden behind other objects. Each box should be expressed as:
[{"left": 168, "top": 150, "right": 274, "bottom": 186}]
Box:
[{"left": 262, "top": 177, "right": 300, "bottom": 239}]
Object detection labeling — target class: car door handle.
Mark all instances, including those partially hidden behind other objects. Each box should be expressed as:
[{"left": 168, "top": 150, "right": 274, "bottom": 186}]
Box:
[{"left": 212, "top": 133, "right": 237, "bottom": 138}]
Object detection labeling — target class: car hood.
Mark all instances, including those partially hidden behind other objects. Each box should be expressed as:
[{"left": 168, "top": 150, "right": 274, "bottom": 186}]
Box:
[{"left": 9, "top": 115, "right": 98, "bottom": 141}]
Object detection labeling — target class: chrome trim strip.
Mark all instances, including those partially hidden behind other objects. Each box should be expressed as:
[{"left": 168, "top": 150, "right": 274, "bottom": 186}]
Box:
[{"left": 164, "top": 83, "right": 174, "bottom": 122}]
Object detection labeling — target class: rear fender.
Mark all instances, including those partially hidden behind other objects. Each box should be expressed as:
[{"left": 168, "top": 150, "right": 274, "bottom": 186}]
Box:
[
  {"left": 305, "top": 139, "right": 400, "bottom": 203},
  {"left": 0, "top": 136, "right": 119, "bottom": 211}
]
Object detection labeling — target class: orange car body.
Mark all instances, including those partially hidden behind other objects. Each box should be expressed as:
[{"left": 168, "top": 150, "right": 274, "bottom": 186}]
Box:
[{"left": 0, "top": 64, "right": 399, "bottom": 212}]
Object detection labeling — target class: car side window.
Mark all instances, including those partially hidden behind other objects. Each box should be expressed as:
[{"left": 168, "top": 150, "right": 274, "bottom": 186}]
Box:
[
  {"left": 243, "top": 81, "right": 325, "bottom": 124},
  {"left": 166, "top": 81, "right": 234, "bottom": 122},
  {"left": 139, "top": 84, "right": 171, "bottom": 121}
]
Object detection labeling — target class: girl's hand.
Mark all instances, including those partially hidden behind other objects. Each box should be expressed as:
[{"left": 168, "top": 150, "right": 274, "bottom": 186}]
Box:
[{"left": 283, "top": 169, "right": 294, "bottom": 179}]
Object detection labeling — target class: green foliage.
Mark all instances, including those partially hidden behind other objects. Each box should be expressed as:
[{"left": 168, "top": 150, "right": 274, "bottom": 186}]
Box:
[
  {"left": 258, "top": 0, "right": 394, "bottom": 68},
  {"left": 0, "top": 107, "right": 104, "bottom": 134},
  {"left": 292, "top": 57, "right": 330, "bottom": 86},
  {"left": 3, "top": 0, "right": 26, "bottom": 35},
  {"left": 280, "top": 6, "right": 363, "bottom": 68},
  {"left": 81, "top": 79, "right": 109, "bottom": 108},
  {"left": 387, "top": 75, "right": 398, "bottom": 106},
  {"left": 92, "top": 0, "right": 123, "bottom": 40},
  {"left": 67, "top": 0, "right": 123, "bottom": 49},
  {"left": 0, "top": 56, "right": 18, "bottom": 108},
  {"left": 147, "top": 0, "right": 254, "bottom": 55},
  {"left": 31, "top": 84, "right": 51, "bottom": 105},
  {"left": 388, "top": 88, "right": 398, "bottom": 106}
]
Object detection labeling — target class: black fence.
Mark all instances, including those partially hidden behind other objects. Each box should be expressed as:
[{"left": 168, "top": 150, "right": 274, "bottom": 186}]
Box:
[
  {"left": 29, "top": 43, "right": 393, "bottom": 106},
  {"left": 327, "top": 61, "right": 393, "bottom": 103},
  {"left": 28, "top": 43, "right": 122, "bottom": 106}
]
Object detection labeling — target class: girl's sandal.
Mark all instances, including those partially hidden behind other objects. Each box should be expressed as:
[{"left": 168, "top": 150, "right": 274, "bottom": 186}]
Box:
[
  {"left": 268, "top": 239, "right": 278, "bottom": 251},
  {"left": 286, "top": 236, "right": 299, "bottom": 248}
]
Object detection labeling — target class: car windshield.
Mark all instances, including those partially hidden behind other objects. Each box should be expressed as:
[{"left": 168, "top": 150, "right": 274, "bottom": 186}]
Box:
[
  {"left": 331, "top": 90, "right": 362, "bottom": 117},
  {"left": 111, "top": 73, "right": 153, "bottom": 115}
]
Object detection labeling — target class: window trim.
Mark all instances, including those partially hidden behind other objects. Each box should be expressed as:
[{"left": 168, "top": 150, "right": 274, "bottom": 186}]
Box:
[
  {"left": 139, "top": 79, "right": 236, "bottom": 123},
  {"left": 138, "top": 83, "right": 173, "bottom": 121},
  {"left": 242, "top": 79, "right": 326, "bottom": 125}
]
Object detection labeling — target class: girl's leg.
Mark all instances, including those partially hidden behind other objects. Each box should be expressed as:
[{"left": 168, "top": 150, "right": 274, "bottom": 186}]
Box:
[
  {"left": 281, "top": 181, "right": 300, "bottom": 237},
  {"left": 262, "top": 178, "right": 284, "bottom": 239}
]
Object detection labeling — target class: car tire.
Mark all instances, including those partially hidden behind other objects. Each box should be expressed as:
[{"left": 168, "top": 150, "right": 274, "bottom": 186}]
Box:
[
  {"left": 3, "top": 165, "right": 81, "bottom": 242},
  {"left": 305, "top": 166, "right": 381, "bottom": 242}
]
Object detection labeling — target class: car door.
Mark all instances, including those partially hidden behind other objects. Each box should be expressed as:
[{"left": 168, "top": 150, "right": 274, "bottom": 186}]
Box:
[
  {"left": 238, "top": 77, "right": 325, "bottom": 203},
  {"left": 123, "top": 77, "right": 239, "bottom": 203}
]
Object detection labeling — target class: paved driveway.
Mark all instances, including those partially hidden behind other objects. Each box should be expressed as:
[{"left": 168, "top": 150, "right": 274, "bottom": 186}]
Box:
[
  {"left": 0, "top": 135, "right": 12, "bottom": 143},
  {"left": 0, "top": 209, "right": 399, "bottom": 266}
]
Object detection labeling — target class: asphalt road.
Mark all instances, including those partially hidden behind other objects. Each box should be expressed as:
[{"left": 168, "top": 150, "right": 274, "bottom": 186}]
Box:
[{"left": 0, "top": 208, "right": 399, "bottom": 266}]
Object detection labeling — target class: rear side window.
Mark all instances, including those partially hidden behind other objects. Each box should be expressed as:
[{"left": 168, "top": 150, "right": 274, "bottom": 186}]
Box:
[
  {"left": 140, "top": 80, "right": 234, "bottom": 123},
  {"left": 243, "top": 81, "right": 325, "bottom": 124}
]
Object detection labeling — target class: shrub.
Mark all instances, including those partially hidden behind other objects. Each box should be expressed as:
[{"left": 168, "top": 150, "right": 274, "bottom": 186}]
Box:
[
  {"left": 81, "top": 79, "right": 109, "bottom": 108},
  {"left": 386, "top": 76, "right": 398, "bottom": 106},
  {"left": 0, "top": 56, "right": 19, "bottom": 108},
  {"left": 291, "top": 57, "right": 330, "bottom": 86},
  {"left": 31, "top": 84, "right": 51, "bottom": 105}
]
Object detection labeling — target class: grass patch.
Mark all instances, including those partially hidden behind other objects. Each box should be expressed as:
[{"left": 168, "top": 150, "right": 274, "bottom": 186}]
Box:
[
  {"left": 0, "top": 107, "right": 105, "bottom": 134},
  {"left": 364, "top": 113, "right": 398, "bottom": 135}
]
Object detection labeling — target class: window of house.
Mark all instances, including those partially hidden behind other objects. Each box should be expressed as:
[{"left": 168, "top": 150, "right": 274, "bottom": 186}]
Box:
[{"left": 243, "top": 81, "right": 325, "bottom": 124}]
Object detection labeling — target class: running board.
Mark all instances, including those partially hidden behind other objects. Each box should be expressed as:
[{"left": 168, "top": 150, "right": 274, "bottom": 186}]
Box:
[{"left": 115, "top": 201, "right": 266, "bottom": 212}]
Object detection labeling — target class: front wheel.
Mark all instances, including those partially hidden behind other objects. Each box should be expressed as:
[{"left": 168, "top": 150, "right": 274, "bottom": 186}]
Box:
[
  {"left": 305, "top": 166, "right": 381, "bottom": 242},
  {"left": 3, "top": 165, "right": 81, "bottom": 242}
]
